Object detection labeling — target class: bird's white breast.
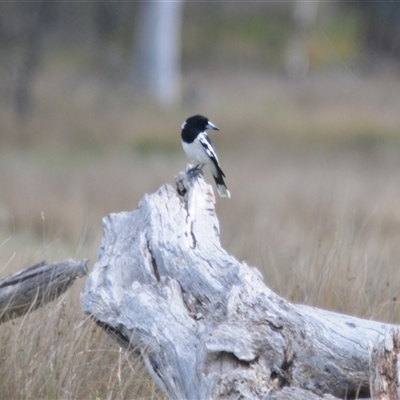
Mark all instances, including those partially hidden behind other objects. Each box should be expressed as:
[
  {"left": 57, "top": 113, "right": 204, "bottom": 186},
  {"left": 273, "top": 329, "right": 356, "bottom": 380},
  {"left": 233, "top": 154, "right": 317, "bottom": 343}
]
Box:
[{"left": 182, "top": 138, "right": 210, "bottom": 165}]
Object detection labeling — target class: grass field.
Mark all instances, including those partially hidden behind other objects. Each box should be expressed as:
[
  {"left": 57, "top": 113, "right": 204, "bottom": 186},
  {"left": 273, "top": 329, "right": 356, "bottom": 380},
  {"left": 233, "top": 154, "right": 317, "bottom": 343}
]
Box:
[{"left": 1, "top": 69, "right": 400, "bottom": 398}]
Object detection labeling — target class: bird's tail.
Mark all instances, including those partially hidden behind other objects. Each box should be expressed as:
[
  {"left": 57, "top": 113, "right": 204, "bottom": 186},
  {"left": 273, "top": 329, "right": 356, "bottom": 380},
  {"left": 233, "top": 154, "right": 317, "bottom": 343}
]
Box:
[{"left": 213, "top": 168, "right": 231, "bottom": 198}]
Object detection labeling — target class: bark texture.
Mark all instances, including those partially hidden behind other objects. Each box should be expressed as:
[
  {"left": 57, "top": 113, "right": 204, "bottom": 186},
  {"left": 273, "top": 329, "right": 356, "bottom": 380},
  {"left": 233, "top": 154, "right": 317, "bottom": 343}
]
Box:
[
  {"left": 370, "top": 328, "right": 400, "bottom": 399},
  {"left": 81, "top": 167, "right": 396, "bottom": 400},
  {"left": 0, "top": 258, "right": 88, "bottom": 323}
]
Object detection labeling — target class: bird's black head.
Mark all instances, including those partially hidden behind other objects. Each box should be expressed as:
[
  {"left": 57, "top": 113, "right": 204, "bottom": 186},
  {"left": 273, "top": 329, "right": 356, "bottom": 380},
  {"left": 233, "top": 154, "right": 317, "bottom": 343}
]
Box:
[{"left": 181, "top": 114, "right": 219, "bottom": 132}]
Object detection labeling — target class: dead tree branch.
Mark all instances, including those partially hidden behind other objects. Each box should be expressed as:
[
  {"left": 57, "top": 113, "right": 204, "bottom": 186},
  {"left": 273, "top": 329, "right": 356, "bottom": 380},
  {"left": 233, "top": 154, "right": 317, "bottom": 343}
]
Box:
[{"left": 0, "top": 258, "right": 88, "bottom": 323}]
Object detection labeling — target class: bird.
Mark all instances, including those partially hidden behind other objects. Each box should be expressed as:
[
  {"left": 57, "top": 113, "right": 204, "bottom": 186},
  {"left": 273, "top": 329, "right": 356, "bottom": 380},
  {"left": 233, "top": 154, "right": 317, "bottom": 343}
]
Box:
[{"left": 181, "top": 114, "right": 230, "bottom": 198}]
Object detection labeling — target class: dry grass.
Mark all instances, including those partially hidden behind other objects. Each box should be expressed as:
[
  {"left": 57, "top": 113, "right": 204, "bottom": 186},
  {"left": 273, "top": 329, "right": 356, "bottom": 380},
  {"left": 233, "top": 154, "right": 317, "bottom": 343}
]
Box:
[
  {"left": 1, "top": 69, "right": 400, "bottom": 398},
  {"left": 0, "top": 285, "right": 163, "bottom": 399}
]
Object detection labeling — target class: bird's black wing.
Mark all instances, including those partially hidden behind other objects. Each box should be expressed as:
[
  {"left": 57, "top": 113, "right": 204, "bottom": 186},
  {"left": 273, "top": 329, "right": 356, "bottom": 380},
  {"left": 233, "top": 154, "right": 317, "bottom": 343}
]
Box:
[{"left": 198, "top": 133, "right": 225, "bottom": 178}]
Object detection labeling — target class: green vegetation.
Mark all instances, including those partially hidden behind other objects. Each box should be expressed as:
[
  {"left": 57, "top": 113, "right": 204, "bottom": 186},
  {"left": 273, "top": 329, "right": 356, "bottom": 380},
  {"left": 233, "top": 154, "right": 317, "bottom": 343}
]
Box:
[
  {"left": 182, "top": 9, "right": 365, "bottom": 69},
  {"left": 309, "top": 10, "right": 366, "bottom": 67}
]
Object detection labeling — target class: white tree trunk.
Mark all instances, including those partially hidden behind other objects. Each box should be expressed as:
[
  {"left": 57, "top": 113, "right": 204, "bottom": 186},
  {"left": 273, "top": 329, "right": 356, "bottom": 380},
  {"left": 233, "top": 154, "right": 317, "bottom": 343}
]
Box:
[
  {"left": 133, "top": 1, "right": 183, "bottom": 107},
  {"left": 81, "top": 167, "right": 397, "bottom": 399},
  {"left": 284, "top": 0, "right": 318, "bottom": 79}
]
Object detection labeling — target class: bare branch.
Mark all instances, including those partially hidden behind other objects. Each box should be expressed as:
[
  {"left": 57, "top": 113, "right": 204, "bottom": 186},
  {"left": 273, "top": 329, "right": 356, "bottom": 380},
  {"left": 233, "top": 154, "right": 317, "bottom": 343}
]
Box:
[{"left": 0, "top": 258, "right": 88, "bottom": 323}]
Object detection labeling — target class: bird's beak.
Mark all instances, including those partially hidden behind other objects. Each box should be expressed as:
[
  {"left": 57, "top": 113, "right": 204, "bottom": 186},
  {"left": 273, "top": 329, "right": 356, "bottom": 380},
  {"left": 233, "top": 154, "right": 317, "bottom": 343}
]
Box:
[{"left": 207, "top": 121, "right": 219, "bottom": 131}]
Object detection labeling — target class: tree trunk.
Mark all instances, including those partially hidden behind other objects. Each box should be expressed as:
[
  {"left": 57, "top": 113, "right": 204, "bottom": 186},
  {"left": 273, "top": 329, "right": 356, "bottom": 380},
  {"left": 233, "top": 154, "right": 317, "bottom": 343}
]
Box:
[
  {"left": 0, "top": 258, "right": 88, "bottom": 324},
  {"left": 132, "top": 1, "right": 183, "bottom": 107},
  {"left": 80, "top": 167, "right": 397, "bottom": 399},
  {"left": 13, "top": 0, "right": 51, "bottom": 120},
  {"left": 284, "top": 0, "right": 318, "bottom": 79}
]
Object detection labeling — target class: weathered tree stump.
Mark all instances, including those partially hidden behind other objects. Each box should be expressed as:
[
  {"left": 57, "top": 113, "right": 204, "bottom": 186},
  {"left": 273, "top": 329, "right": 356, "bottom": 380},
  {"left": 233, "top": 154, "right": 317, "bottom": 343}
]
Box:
[
  {"left": 370, "top": 328, "right": 400, "bottom": 399},
  {"left": 0, "top": 258, "right": 88, "bottom": 323},
  {"left": 80, "top": 167, "right": 398, "bottom": 399}
]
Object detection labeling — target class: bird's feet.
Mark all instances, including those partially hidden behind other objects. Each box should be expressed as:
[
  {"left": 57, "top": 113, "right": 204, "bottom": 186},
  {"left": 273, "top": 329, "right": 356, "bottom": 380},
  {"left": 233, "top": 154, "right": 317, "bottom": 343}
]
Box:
[{"left": 187, "top": 165, "right": 204, "bottom": 178}]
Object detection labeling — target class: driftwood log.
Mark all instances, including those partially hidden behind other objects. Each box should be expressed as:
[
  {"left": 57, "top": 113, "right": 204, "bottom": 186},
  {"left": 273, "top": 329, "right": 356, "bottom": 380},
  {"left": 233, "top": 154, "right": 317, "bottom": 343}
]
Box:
[
  {"left": 0, "top": 258, "right": 88, "bottom": 323},
  {"left": 81, "top": 167, "right": 400, "bottom": 399}
]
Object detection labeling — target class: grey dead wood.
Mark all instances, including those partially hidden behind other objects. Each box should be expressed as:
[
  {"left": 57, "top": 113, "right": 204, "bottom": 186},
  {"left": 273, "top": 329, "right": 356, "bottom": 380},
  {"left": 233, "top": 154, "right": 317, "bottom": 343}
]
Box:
[
  {"left": 370, "top": 328, "right": 400, "bottom": 399},
  {"left": 80, "top": 167, "right": 395, "bottom": 400},
  {"left": 0, "top": 258, "right": 88, "bottom": 324}
]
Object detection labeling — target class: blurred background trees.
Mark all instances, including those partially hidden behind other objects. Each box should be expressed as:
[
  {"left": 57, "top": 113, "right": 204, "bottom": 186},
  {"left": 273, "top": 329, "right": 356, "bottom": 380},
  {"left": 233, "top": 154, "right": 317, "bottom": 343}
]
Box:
[
  {"left": 133, "top": 1, "right": 183, "bottom": 107},
  {"left": 0, "top": 1, "right": 399, "bottom": 119}
]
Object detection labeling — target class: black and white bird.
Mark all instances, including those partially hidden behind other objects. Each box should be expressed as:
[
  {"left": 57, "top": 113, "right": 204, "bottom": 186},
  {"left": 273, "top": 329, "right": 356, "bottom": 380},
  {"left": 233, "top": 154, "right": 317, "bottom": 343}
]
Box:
[{"left": 181, "top": 114, "right": 230, "bottom": 198}]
